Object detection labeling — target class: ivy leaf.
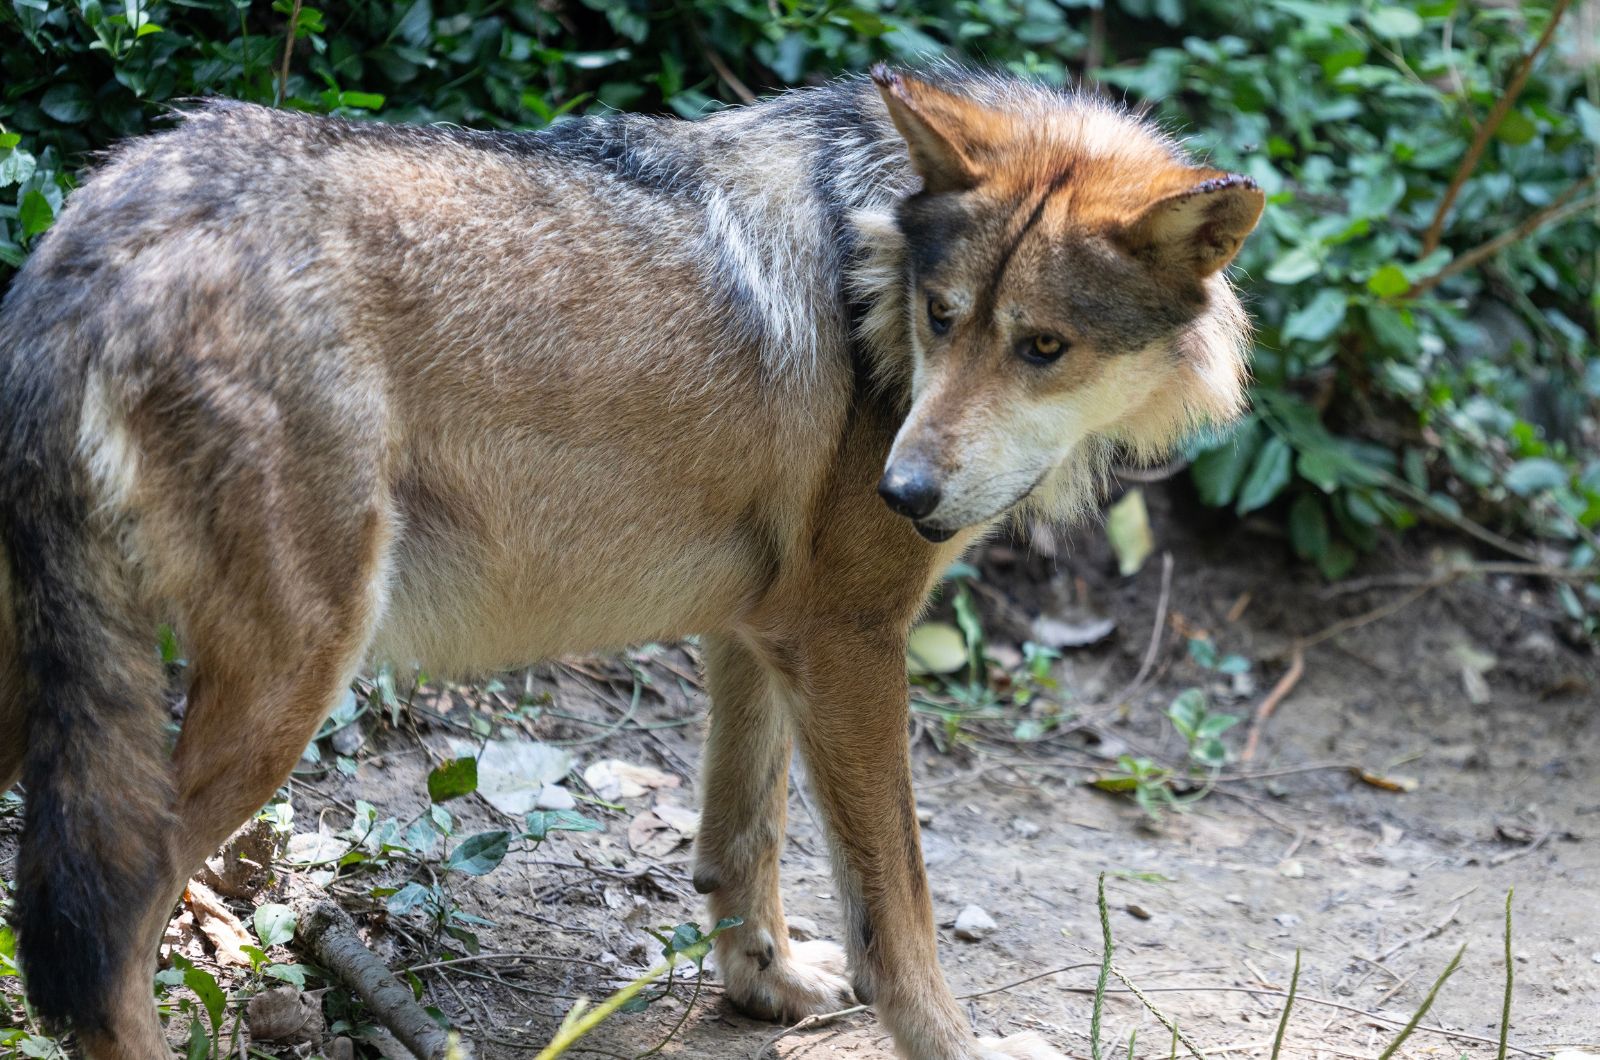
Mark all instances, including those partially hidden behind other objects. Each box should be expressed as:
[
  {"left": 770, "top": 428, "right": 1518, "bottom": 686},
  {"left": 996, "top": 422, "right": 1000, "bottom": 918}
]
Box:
[
  {"left": 444, "top": 830, "right": 512, "bottom": 876},
  {"left": 427, "top": 757, "right": 478, "bottom": 803},
  {"left": 1236, "top": 436, "right": 1293, "bottom": 515},
  {"left": 1281, "top": 288, "right": 1346, "bottom": 342},
  {"left": 1504, "top": 458, "right": 1567, "bottom": 496},
  {"left": 1366, "top": 264, "right": 1409, "bottom": 298},
  {"left": 253, "top": 904, "right": 296, "bottom": 949}
]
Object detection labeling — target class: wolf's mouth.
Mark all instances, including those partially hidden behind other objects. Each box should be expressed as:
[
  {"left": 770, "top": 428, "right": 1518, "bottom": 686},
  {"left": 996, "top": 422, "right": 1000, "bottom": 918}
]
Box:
[{"left": 910, "top": 468, "right": 1052, "bottom": 544}]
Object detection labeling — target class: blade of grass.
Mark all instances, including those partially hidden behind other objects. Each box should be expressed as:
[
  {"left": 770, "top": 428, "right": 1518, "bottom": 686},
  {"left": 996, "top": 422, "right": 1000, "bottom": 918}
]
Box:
[
  {"left": 1091, "top": 873, "right": 1113, "bottom": 1060},
  {"left": 1270, "top": 948, "right": 1300, "bottom": 1060},
  {"left": 1498, "top": 889, "right": 1514, "bottom": 1060},
  {"left": 1375, "top": 944, "right": 1467, "bottom": 1060}
]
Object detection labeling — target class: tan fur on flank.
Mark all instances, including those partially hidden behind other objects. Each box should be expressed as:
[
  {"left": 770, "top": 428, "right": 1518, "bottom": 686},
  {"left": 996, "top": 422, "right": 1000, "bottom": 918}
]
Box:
[{"left": 0, "top": 66, "right": 1260, "bottom": 1060}]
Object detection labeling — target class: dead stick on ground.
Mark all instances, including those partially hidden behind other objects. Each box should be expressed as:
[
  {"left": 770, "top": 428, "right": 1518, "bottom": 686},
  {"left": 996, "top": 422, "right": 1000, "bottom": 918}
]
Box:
[
  {"left": 1242, "top": 645, "right": 1304, "bottom": 763},
  {"left": 294, "top": 898, "right": 467, "bottom": 1060}
]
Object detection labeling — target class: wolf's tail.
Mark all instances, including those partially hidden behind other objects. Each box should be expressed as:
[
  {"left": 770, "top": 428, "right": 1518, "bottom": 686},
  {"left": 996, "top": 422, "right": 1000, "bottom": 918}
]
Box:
[{"left": 1, "top": 316, "right": 175, "bottom": 1034}]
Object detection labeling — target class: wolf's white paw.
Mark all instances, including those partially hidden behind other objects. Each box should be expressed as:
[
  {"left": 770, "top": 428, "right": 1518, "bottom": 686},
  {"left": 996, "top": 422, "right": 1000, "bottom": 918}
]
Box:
[
  {"left": 978, "top": 1031, "right": 1071, "bottom": 1060},
  {"left": 719, "top": 936, "right": 856, "bottom": 1022}
]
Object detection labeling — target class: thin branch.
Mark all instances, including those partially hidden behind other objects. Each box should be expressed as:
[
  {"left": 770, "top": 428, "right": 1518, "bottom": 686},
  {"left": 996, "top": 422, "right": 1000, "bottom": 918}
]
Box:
[
  {"left": 1242, "top": 645, "right": 1304, "bottom": 763},
  {"left": 1420, "top": 0, "right": 1575, "bottom": 254},
  {"left": 274, "top": 0, "right": 303, "bottom": 108},
  {"left": 1410, "top": 179, "right": 1600, "bottom": 296}
]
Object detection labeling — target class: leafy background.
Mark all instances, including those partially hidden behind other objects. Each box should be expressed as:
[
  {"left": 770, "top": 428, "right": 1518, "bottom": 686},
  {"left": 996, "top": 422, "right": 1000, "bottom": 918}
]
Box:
[{"left": 2, "top": 0, "right": 1597, "bottom": 620}]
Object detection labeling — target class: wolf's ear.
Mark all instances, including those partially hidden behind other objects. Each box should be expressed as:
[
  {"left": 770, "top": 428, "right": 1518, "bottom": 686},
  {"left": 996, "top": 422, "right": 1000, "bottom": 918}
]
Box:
[
  {"left": 870, "top": 65, "right": 983, "bottom": 195},
  {"left": 1121, "top": 173, "right": 1265, "bottom": 278}
]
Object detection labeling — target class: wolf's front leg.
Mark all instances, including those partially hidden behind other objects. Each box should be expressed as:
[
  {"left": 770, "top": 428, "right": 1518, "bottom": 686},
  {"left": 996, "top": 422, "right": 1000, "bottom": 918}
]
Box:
[
  {"left": 693, "top": 635, "right": 856, "bottom": 1022},
  {"left": 785, "top": 630, "right": 1069, "bottom": 1060}
]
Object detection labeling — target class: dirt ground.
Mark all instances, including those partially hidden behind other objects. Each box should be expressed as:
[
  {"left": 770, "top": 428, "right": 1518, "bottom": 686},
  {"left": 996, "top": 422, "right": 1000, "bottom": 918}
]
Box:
[{"left": 4, "top": 483, "right": 1598, "bottom": 1058}]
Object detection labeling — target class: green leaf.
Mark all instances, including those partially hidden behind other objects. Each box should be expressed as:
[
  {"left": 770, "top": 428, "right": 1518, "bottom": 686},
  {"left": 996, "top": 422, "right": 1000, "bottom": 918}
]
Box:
[
  {"left": 1494, "top": 109, "right": 1536, "bottom": 146},
  {"left": 254, "top": 904, "right": 296, "bottom": 949},
  {"left": 444, "top": 830, "right": 512, "bottom": 876},
  {"left": 183, "top": 964, "right": 226, "bottom": 1037},
  {"left": 1192, "top": 420, "right": 1264, "bottom": 507},
  {"left": 523, "top": 809, "right": 603, "bottom": 841},
  {"left": 1316, "top": 539, "right": 1357, "bottom": 580},
  {"left": 0, "top": 146, "right": 35, "bottom": 188},
  {"left": 19, "top": 191, "right": 54, "bottom": 238},
  {"left": 1265, "top": 246, "right": 1321, "bottom": 285},
  {"left": 1577, "top": 99, "right": 1600, "bottom": 146},
  {"left": 1236, "top": 436, "right": 1293, "bottom": 515},
  {"left": 1366, "top": 264, "right": 1410, "bottom": 298},
  {"left": 39, "top": 84, "right": 92, "bottom": 123},
  {"left": 427, "top": 757, "right": 478, "bottom": 803},
  {"left": 1281, "top": 288, "right": 1346, "bottom": 342},
  {"left": 387, "top": 882, "right": 432, "bottom": 916},
  {"left": 185, "top": 1019, "right": 209, "bottom": 1060},
  {"left": 1288, "top": 494, "right": 1330, "bottom": 561},
  {"left": 1367, "top": 6, "right": 1423, "bottom": 36},
  {"left": 1503, "top": 458, "right": 1567, "bottom": 496}
]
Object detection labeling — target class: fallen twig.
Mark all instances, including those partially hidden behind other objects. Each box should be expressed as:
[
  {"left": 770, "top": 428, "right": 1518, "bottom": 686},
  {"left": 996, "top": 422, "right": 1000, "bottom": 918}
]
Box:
[
  {"left": 293, "top": 898, "right": 466, "bottom": 1060},
  {"left": 1242, "top": 645, "right": 1304, "bottom": 763}
]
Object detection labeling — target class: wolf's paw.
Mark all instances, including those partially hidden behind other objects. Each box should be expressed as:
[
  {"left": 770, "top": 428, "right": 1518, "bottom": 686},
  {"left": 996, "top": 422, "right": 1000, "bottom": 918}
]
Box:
[
  {"left": 977, "top": 1031, "right": 1071, "bottom": 1060},
  {"left": 719, "top": 937, "right": 856, "bottom": 1023}
]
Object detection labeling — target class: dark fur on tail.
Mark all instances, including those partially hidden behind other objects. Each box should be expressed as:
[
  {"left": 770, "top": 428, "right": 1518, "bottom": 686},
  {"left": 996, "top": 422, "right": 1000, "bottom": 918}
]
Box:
[{"left": 1, "top": 265, "right": 176, "bottom": 1033}]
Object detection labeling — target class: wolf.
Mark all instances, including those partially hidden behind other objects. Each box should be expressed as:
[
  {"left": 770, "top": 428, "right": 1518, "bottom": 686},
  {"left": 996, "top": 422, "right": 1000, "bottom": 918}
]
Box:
[{"left": 0, "top": 64, "right": 1260, "bottom": 1059}]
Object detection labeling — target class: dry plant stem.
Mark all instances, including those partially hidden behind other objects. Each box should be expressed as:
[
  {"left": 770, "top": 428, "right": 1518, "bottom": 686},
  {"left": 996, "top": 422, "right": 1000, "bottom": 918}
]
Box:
[
  {"left": 274, "top": 0, "right": 302, "bottom": 107},
  {"left": 756, "top": 1004, "right": 870, "bottom": 1056},
  {"left": 1068, "top": 983, "right": 1543, "bottom": 1056},
  {"left": 1419, "top": 0, "right": 1575, "bottom": 255},
  {"left": 293, "top": 898, "right": 458, "bottom": 1060},
  {"left": 1411, "top": 181, "right": 1600, "bottom": 296},
  {"left": 1110, "top": 964, "right": 1207, "bottom": 1060},
  {"left": 1498, "top": 890, "right": 1514, "bottom": 1060},
  {"left": 1270, "top": 950, "right": 1301, "bottom": 1060},
  {"left": 1241, "top": 645, "right": 1304, "bottom": 763}
]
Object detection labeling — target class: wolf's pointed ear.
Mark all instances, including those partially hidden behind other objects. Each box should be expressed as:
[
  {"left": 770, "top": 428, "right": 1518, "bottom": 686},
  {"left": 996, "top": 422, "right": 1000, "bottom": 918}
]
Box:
[
  {"left": 1121, "top": 173, "right": 1265, "bottom": 278},
  {"left": 870, "top": 65, "right": 982, "bottom": 194}
]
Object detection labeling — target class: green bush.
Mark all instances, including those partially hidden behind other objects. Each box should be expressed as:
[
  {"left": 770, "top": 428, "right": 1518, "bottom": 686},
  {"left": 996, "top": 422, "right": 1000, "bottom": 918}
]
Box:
[{"left": 2, "top": 0, "right": 1596, "bottom": 617}]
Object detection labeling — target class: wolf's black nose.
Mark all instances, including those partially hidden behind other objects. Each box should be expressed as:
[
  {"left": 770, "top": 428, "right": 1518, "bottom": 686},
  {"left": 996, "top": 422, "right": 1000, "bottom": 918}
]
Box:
[{"left": 878, "top": 466, "right": 941, "bottom": 520}]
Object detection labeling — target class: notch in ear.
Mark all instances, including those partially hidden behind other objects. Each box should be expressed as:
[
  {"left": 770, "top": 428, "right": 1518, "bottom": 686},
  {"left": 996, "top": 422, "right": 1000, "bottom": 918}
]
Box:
[
  {"left": 870, "top": 64, "right": 983, "bottom": 195},
  {"left": 1120, "top": 173, "right": 1266, "bottom": 278}
]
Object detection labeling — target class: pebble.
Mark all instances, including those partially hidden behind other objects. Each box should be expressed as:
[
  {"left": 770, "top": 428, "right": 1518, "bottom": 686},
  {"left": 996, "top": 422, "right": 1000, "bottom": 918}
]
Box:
[
  {"left": 954, "top": 904, "right": 997, "bottom": 941},
  {"left": 787, "top": 915, "right": 822, "bottom": 941},
  {"left": 1010, "top": 817, "right": 1041, "bottom": 838}
]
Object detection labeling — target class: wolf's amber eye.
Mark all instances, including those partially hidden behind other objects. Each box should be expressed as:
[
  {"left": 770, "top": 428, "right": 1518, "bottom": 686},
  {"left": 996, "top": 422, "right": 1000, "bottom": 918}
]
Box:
[
  {"left": 1021, "top": 334, "right": 1067, "bottom": 364},
  {"left": 927, "top": 297, "right": 954, "bottom": 335}
]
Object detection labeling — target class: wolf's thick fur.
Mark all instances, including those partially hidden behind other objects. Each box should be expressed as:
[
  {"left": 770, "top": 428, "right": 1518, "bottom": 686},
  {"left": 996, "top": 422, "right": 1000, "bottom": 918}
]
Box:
[{"left": 0, "top": 67, "right": 1259, "bottom": 1059}]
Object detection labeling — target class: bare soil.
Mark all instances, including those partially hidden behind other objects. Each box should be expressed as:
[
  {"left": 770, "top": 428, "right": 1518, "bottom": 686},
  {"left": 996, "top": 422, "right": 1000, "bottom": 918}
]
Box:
[{"left": 4, "top": 483, "right": 1598, "bottom": 1058}]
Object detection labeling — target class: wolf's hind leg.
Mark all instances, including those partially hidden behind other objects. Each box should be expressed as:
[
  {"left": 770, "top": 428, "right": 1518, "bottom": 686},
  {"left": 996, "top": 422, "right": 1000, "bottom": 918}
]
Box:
[
  {"left": 76, "top": 506, "right": 389, "bottom": 1060},
  {"left": 0, "top": 631, "right": 21, "bottom": 792},
  {"left": 693, "top": 635, "right": 855, "bottom": 1022}
]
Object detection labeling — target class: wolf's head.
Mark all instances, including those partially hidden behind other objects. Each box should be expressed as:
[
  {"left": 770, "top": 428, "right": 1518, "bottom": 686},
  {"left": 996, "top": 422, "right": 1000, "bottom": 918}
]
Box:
[{"left": 853, "top": 66, "right": 1262, "bottom": 541}]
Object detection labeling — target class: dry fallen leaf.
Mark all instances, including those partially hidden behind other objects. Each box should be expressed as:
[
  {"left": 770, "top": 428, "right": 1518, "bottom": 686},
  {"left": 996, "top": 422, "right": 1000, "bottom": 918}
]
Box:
[
  {"left": 1351, "top": 768, "right": 1419, "bottom": 793},
  {"left": 907, "top": 622, "right": 967, "bottom": 675},
  {"left": 584, "top": 759, "right": 681, "bottom": 801},
  {"left": 1105, "top": 488, "right": 1154, "bottom": 577},
  {"left": 627, "top": 801, "right": 701, "bottom": 858},
  {"left": 184, "top": 879, "right": 254, "bottom": 967},
  {"left": 247, "top": 986, "right": 323, "bottom": 1045}
]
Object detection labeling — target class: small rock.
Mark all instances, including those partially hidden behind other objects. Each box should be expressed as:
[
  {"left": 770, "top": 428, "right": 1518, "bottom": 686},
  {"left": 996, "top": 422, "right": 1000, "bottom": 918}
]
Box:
[
  {"left": 953, "top": 904, "right": 997, "bottom": 941},
  {"left": 535, "top": 784, "right": 576, "bottom": 810},
  {"left": 1273, "top": 913, "right": 1301, "bottom": 929},
  {"left": 1010, "top": 817, "right": 1041, "bottom": 838},
  {"left": 1125, "top": 904, "right": 1151, "bottom": 921},
  {"left": 328, "top": 1038, "right": 355, "bottom": 1060},
  {"left": 329, "top": 723, "right": 365, "bottom": 756},
  {"left": 916, "top": 805, "right": 935, "bottom": 826},
  {"left": 1277, "top": 859, "right": 1305, "bottom": 879},
  {"left": 786, "top": 915, "right": 822, "bottom": 941}
]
